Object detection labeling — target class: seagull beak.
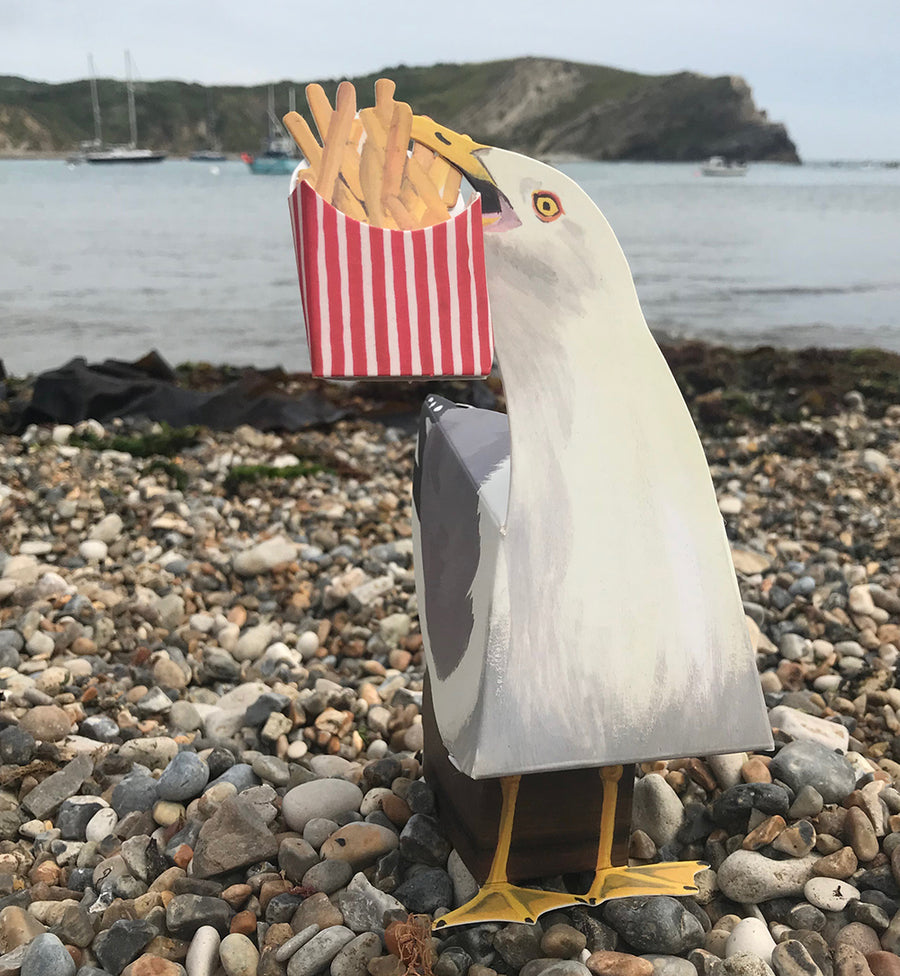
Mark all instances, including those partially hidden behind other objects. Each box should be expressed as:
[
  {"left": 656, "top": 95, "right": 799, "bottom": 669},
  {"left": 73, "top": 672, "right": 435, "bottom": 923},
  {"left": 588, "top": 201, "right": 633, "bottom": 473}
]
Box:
[{"left": 410, "top": 116, "right": 521, "bottom": 231}]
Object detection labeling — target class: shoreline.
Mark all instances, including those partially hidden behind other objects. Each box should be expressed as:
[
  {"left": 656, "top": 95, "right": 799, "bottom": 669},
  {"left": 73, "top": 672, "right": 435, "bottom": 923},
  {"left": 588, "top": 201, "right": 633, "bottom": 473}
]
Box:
[{"left": 6, "top": 339, "right": 900, "bottom": 437}]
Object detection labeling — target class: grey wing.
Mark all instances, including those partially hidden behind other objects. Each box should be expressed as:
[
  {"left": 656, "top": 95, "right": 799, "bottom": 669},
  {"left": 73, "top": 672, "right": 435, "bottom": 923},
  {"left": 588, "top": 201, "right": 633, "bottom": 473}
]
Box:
[{"left": 413, "top": 395, "right": 510, "bottom": 682}]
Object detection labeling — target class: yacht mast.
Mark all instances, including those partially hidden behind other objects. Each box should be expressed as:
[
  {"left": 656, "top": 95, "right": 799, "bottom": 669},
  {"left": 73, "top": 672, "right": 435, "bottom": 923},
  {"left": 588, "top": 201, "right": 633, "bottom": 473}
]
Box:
[
  {"left": 125, "top": 50, "right": 137, "bottom": 149},
  {"left": 88, "top": 54, "right": 102, "bottom": 147}
]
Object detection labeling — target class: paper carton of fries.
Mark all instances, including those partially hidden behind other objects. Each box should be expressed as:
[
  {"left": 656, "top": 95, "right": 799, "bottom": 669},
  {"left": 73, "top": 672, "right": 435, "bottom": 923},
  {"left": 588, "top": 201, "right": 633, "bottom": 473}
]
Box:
[{"left": 285, "top": 80, "right": 494, "bottom": 379}]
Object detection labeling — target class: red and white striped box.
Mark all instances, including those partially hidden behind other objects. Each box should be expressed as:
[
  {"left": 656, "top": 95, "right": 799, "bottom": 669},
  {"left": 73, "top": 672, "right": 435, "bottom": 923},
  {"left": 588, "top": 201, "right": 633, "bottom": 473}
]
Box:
[{"left": 288, "top": 177, "right": 494, "bottom": 379}]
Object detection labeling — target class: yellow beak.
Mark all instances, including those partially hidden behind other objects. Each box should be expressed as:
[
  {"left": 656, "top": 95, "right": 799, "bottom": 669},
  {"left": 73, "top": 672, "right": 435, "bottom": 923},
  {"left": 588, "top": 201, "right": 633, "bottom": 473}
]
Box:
[{"left": 410, "top": 116, "right": 495, "bottom": 188}]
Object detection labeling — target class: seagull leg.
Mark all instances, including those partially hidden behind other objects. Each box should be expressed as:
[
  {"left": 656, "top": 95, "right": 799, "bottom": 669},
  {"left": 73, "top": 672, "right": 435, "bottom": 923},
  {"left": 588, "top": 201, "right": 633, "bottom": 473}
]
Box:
[
  {"left": 433, "top": 775, "right": 585, "bottom": 929},
  {"left": 575, "top": 766, "right": 705, "bottom": 907}
]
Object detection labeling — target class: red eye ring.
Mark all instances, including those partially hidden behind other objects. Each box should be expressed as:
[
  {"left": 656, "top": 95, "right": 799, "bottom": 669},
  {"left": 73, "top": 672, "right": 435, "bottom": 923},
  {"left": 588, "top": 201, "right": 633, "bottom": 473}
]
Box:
[{"left": 532, "top": 190, "right": 563, "bottom": 222}]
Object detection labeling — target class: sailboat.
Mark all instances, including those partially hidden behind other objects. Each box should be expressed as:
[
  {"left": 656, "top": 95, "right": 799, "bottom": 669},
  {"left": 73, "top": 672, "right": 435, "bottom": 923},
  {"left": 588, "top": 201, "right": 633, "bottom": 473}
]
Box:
[
  {"left": 242, "top": 86, "right": 298, "bottom": 175},
  {"left": 84, "top": 52, "right": 166, "bottom": 164}
]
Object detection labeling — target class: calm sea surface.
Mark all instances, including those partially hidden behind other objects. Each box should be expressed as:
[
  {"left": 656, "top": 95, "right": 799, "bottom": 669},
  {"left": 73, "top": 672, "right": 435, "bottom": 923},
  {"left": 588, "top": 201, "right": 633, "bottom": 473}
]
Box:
[{"left": 2, "top": 158, "right": 899, "bottom": 376}]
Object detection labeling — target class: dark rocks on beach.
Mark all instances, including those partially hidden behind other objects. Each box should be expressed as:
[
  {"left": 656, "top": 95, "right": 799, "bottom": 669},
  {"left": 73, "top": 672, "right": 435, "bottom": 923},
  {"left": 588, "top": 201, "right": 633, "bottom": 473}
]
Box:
[
  {"left": 768, "top": 741, "right": 857, "bottom": 804},
  {"left": 93, "top": 918, "right": 157, "bottom": 974},
  {"left": 392, "top": 867, "right": 455, "bottom": 914},
  {"left": 711, "top": 784, "right": 792, "bottom": 828},
  {"left": 156, "top": 750, "right": 210, "bottom": 801},
  {"left": 602, "top": 896, "right": 705, "bottom": 955}
]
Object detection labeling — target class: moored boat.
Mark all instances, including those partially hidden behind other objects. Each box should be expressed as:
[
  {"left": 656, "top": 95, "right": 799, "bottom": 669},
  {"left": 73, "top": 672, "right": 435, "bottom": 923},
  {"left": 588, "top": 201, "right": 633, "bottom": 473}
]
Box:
[{"left": 701, "top": 155, "right": 747, "bottom": 177}]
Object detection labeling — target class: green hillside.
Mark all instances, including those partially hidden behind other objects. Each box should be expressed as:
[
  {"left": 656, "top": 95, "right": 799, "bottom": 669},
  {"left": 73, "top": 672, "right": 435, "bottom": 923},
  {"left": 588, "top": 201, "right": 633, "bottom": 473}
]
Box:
[{"left": 0, "top": 58, "right": 799, "bottom": 162}]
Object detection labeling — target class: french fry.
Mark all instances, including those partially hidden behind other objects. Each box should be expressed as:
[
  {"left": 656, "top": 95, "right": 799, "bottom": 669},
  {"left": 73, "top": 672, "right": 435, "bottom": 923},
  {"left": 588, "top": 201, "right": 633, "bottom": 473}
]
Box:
[
  {"left": 384, "top": 194, "right": 419, "bottom": 231},
  {"left": 334, "top": 180, "right": 368, "bottom": 223},
  {"left": 283, "top": 111, "right": 322, "bottom": 170},
  {"left": 306, "top": 83, "right": 333, "bottom": 143},
  {"left": 404, "top": 153, "right": 453, "bottom": 225},
  {"left": 374, "top": 78, "right": 396, "bottom": 128},
  {"left": 340, "top": 120, "right": 365, "bottom": 200},
  {"left": 411, "top": 142, "right": 434, "bottom": 172},
  {"left": 318, "top": 81, "right": 356, "bottom": 204},
  {"left": 360, "top": 141, "right": 393, "bottom": 228},
  {"left": 383, "top": 101, "right": 413, "bottom": 201}
]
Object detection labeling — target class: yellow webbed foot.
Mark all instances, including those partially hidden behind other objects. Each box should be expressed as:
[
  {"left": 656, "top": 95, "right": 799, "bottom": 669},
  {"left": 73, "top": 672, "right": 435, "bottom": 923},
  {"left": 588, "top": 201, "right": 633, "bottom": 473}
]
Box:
[
  {"left": 576, "top": 860, "right": 707, "bottom": 906},
  {"left": 433, "top": 882, "right": 586, "bottom": 929}
]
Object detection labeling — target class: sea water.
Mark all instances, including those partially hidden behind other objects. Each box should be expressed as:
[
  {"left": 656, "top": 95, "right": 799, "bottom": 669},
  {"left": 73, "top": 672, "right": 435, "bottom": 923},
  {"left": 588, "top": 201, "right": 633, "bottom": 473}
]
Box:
[{"left": 1, "top": 158, "right": 899, "bottom": 376}]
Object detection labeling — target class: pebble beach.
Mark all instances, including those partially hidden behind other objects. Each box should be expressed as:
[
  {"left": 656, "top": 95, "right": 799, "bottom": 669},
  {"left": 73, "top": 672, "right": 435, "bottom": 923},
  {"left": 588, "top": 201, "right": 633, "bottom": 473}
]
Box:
[{"left": 3, "top": 351, "right": 900, "bottom": 976}]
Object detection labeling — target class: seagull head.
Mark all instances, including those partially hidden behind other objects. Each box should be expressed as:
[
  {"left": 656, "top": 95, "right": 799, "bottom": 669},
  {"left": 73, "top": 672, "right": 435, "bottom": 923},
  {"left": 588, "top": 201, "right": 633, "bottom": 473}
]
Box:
[{"left": 410, "top": 116, "right": 636, "bottom": 338}]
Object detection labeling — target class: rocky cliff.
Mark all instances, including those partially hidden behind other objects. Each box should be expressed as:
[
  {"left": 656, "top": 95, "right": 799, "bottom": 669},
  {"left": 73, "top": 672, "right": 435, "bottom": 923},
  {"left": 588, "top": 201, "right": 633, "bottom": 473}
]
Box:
[{"left": 0, "top": 57, "right": 799, "bottom": 162}]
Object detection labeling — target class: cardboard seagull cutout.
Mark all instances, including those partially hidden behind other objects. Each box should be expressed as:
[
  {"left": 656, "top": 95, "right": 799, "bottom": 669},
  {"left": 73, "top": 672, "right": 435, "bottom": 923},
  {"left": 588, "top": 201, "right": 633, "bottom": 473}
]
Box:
[
  {"left": 287, "top": 93, "right": 772, "bottom": 930},
  {"left": 406, "top": 118, "right": 773, "bottom": 926}
]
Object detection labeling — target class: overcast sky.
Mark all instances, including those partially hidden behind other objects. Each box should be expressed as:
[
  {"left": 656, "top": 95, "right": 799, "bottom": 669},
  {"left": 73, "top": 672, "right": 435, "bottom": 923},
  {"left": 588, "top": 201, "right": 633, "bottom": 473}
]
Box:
[{"left": 4, "top": 0, "right": 898, "bottom": 159}]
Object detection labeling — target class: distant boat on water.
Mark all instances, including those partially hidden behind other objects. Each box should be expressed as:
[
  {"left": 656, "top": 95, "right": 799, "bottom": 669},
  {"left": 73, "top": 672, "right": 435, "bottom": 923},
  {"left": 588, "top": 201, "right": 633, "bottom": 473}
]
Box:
[
  {"left": 190, "top": 149, "right": 227, "bottom": 162},
  {"left": 69, "top": 53, "right": 166, "bottom": 164},
  {"left": 701, "top": 155, "right": 747, "bottom": 177},
  {"left": 243, "top": 86, "right": 299, "bottom": 175}
]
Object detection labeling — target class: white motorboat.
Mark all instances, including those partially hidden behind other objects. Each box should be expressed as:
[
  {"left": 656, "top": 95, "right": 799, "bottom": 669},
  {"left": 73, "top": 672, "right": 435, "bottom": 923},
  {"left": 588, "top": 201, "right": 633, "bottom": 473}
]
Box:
[{"left": 701, "top": 155, "right": 747, "bottom": 177}]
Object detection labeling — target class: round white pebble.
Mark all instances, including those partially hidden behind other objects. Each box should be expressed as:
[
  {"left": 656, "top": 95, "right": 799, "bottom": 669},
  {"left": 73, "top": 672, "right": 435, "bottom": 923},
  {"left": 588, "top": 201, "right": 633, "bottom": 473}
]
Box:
[
  {"left": 803, "top": 876, "right": 860, "bottom": 912},
  {"left": 85, "top": 807, "right": 118, "bottom": 843},
  {"left": 297, "top": 630, "right": 320, "bottom": 659},
  {"left": 725, "top": 917, "right": 776, "bottom": 965}
]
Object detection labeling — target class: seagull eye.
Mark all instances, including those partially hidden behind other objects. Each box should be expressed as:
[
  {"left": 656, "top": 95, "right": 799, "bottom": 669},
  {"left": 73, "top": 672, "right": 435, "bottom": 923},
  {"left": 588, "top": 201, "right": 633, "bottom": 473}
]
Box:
[{"left": 532, "top": 191, "right": 563, "bottom": 222}]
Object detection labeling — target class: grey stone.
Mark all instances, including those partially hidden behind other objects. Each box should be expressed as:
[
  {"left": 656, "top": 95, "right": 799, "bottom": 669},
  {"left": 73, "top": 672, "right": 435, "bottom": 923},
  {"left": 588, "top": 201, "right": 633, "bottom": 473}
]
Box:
[
  {"left": 336, "top": 872, "right": 404, "bottom": 936},
  {"left": 768, "top": 741, "right": 857, "bottom": 804},
  {"left": 393, "top": 867, "right": 454, "bottom": 914},
  {"left": 165, "top": 894, "right": 231, "bottom": 938},
  {"left": 20, "top": 934, "right": 75, "bottom": 976},
  {"left": 718, "top": 851, "right": 820, "bottom": 903},
  {"left": 191, "top": 794, "right": 280, "bottom": 879},
  {"left": 205, "top": 763, "right": 259, "bottom": 794},
  {"left": 331, "top": 932, "right": 382, "bottom": 976},
  {"left": 79, "top": 715, "right": 120, "bottom": 743},
  {"left": 282, "top": 779, "right": 363, "bottom": 833},
  {"left": 286, "top": 925, "right": 354, "bottom": 976},
  {"left": 279, "top": 837, "right": 320, "bottom": 882},
  {"left": 301, "top": 858, "right": 353, "bottom": 895},
  {"left": 21, "top": 755, "right": 93, "bottom": 819},
  {"left": 398, "top": 814, "right": 451, "bottom": 866},
  {"left": 275, "top": 924, "right": 320, "bottom": 963},
  {"left": 494, "top": 923, "right": 543, "bottom": 969},
  {"left": 93, "top": 918, "right": 156, "bottom": 974},
  {"left": 0, "top": 727, "right": 35, "bottom": 765},
  {"left": 435, "top": 947, "right": 473, "bottom": 976},
  {"left": 157, "top": 751, "right": 210, "bottom": 802},
  {"left": 722, "top": 954, "right": 776, "bottom": 976},
  {"left": 632, "top": 775, "right": 685, "bottom": 847},
  {"left": 111, "top": 772, "right": 159, "bottom": 818},
  {"left": 601, "top": 896, "right": 705, "bottom": 954}
]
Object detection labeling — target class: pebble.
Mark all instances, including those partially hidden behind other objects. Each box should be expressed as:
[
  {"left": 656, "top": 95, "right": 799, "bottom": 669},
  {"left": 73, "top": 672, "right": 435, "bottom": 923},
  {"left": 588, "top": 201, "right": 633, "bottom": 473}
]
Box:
[
  {"left": 631, "top": 775, "right": 685, "bottom": 846},
  {"left": 285, "top": 925, "right": 355, "bottom": 976},
  {"left": 768, "top": 740, "right": 857, "bottom": 804},
  {"left": 185, "top": 925, "right": 221, "bottom": 976},
  {"left": 20, "top": 933, "right": 75, "bottom": 976},
  {"left": 718, "top": 851, "right": 820, "bottom": 902},
  {"left": 282, "top": 779, "right": 364, "bottom": 832},
  {"left": 587, "top": 952, "right": 654, "bottom": 976},
  {"left": 725, "top": 919, "right": 776, "bottom": 965},
  {"left": 804, "top": 877, "right": 860, "bottom": 912},
  {"left": 219, "top": 933, "right": 259, "bottom": 976}
]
